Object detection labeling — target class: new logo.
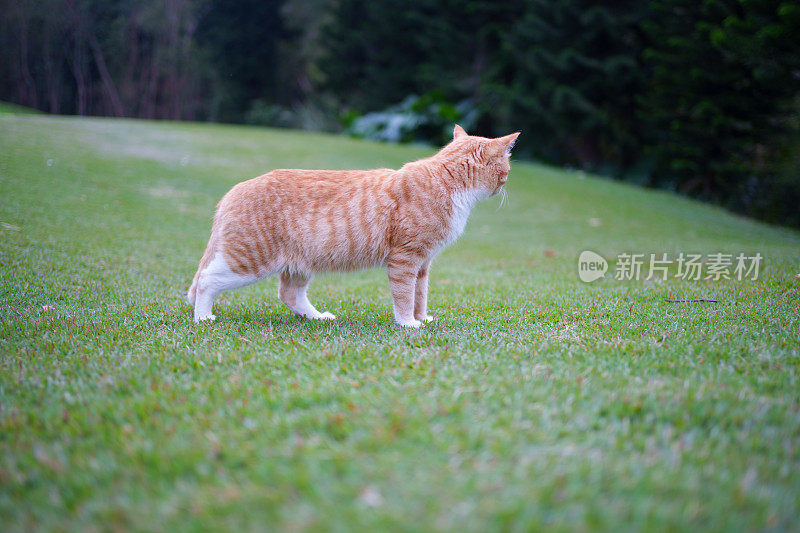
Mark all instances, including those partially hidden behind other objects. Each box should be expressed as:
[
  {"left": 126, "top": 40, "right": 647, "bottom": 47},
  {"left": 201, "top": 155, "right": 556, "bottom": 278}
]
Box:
[{"left": 578, "top": 250, "right": 608, "bottom": 282}]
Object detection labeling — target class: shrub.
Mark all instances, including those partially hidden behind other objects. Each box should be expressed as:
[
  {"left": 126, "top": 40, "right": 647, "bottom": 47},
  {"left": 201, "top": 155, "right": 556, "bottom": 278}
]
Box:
[{"left": 345, "top": 93, "right": 480, "bottom": 145}]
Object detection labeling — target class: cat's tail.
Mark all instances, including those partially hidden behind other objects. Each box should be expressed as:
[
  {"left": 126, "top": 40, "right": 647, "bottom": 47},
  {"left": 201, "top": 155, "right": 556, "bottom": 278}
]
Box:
[{"left": 187, "top": 234, "right": 217, "bottom": 306}]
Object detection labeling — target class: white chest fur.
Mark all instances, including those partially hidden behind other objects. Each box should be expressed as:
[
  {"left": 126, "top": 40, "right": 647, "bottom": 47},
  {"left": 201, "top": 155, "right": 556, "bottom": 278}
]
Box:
[{"left": 444, "top": 189, "right": 488, "bottom": 246}]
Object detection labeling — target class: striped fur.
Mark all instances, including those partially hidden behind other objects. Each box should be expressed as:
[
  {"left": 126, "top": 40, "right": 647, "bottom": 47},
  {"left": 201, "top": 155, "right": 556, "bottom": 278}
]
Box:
[{"left": 188, "top": 125, "right": 520, "bottom": 327}]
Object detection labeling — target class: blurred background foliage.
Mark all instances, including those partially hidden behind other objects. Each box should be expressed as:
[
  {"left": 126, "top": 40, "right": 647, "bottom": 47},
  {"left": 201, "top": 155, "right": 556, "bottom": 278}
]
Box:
[{"left": 1, "top": 0, "right": 798, "bottom": 227}]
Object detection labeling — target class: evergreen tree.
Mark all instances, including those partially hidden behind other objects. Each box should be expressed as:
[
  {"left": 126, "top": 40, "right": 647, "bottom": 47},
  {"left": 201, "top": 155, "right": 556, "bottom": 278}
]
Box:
[
  {"left": 197, "top": 0, "right": 290, "bottom": 122},
  {"left": 639, "top": 0, "right": 800, "bottom": 223},
  {"left": 318, "top": 0, "right": 520, "bottom": 114},
  {"left": 495, "top": 0, "right": 649, "bottom": 169}
]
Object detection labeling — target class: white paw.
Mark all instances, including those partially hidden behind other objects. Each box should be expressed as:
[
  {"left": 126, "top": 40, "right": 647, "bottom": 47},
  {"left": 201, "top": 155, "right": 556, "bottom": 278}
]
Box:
[
  {"left": 194, "top": 313, "right": 216, "bottom": 323},
  {"left": 397, "top": 318, "right": 422, "bottom": 329},
  {"left": 316, "top": 311, "right": 337, "bottom": 320},
  {"left": 421, "top": 315, "right": 434, "bottom": 323}
]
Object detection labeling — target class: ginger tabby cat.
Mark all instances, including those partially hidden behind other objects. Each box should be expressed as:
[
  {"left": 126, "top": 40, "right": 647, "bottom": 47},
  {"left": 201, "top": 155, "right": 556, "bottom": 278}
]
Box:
[{"left": 187, "top": 125, "right": 519, "bottom": 327}]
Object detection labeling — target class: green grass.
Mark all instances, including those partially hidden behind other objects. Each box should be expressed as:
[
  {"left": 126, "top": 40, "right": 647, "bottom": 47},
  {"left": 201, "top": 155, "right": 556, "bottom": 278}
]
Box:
[{"left": 1, "top": 109, "right": 799, "bottom": 532}]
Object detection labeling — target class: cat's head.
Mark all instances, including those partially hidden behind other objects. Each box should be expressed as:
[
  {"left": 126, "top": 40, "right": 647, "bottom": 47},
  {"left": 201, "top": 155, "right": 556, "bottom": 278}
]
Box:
[{"left": 446, "top": 125, "right": 520, "bottom": 196}]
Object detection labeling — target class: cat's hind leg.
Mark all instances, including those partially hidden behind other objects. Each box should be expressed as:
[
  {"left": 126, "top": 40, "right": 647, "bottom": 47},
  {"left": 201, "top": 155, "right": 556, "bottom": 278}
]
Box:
[
  {"left": 193, "top": 252, "right": 256, "bottom": 323},
  {"left": 194, "top": 289, "right": 217, "bottom": 323},
  {"left": 278, "top": 271, "right": 335, "bottom": 320}
]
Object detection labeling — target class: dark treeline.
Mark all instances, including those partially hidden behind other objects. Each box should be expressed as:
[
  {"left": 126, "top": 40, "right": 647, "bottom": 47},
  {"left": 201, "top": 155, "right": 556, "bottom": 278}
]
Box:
[
  {"left": 1, "top": 0, "right": 206, "bottom": 119},
  {"left": 2, "top": 0, "right": 799, "bottom": 226}
]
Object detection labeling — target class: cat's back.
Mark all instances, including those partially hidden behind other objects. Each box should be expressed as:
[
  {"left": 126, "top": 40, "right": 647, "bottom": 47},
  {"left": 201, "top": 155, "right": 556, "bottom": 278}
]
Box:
[
  {"left": 227, "top": 168, "right": 396, "bottom": 200},
  {"left": 219, "top": 167, "right": 399, "bottom": 221},
  {"left": 270, "top": 168, "right": 396, "bottom": 183}
]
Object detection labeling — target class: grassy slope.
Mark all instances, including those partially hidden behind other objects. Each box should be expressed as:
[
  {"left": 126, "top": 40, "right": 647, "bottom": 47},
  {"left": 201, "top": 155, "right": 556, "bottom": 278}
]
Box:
[
  {"left": 0, "top": 102, "right": 41, "bottom": 115},
  {"left": 1, "top": 110, "right": 799, "bottom": 531}
]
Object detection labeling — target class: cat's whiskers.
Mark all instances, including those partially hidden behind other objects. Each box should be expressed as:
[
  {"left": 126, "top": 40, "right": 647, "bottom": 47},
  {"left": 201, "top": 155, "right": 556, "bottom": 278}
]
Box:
[{"left": 497, "top": 186, "right": 508, "bottom": 209}]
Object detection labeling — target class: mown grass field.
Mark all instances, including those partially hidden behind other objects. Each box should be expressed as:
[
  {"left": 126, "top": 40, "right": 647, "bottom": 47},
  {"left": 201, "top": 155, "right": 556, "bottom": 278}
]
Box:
[{"left": 1, "top": 106, "right": 799, "bottom": 531}]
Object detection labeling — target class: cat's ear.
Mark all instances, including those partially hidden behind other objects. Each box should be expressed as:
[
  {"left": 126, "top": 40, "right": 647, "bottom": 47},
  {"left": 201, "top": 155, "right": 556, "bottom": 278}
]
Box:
[
  {"left": 453, "top": 124, "right": 468, "bottom": 139},
  {"left": 491, "top": 132, "right": 520, "bottom": 157}
]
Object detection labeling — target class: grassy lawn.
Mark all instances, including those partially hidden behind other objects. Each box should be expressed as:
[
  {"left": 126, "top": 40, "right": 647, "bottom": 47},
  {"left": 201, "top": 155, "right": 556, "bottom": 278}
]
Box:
[{"left": 1, "top": 108, "right": 799, "bottom": 531}]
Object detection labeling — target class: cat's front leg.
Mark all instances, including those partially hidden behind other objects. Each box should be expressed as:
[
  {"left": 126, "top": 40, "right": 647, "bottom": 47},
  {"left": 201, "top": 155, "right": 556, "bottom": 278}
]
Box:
[
  {"left": 414, "top": 260, "right": 434, "bottom": 323},
  {"left": 387, "top": 256, "right": 424, "bottom": 328}
]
